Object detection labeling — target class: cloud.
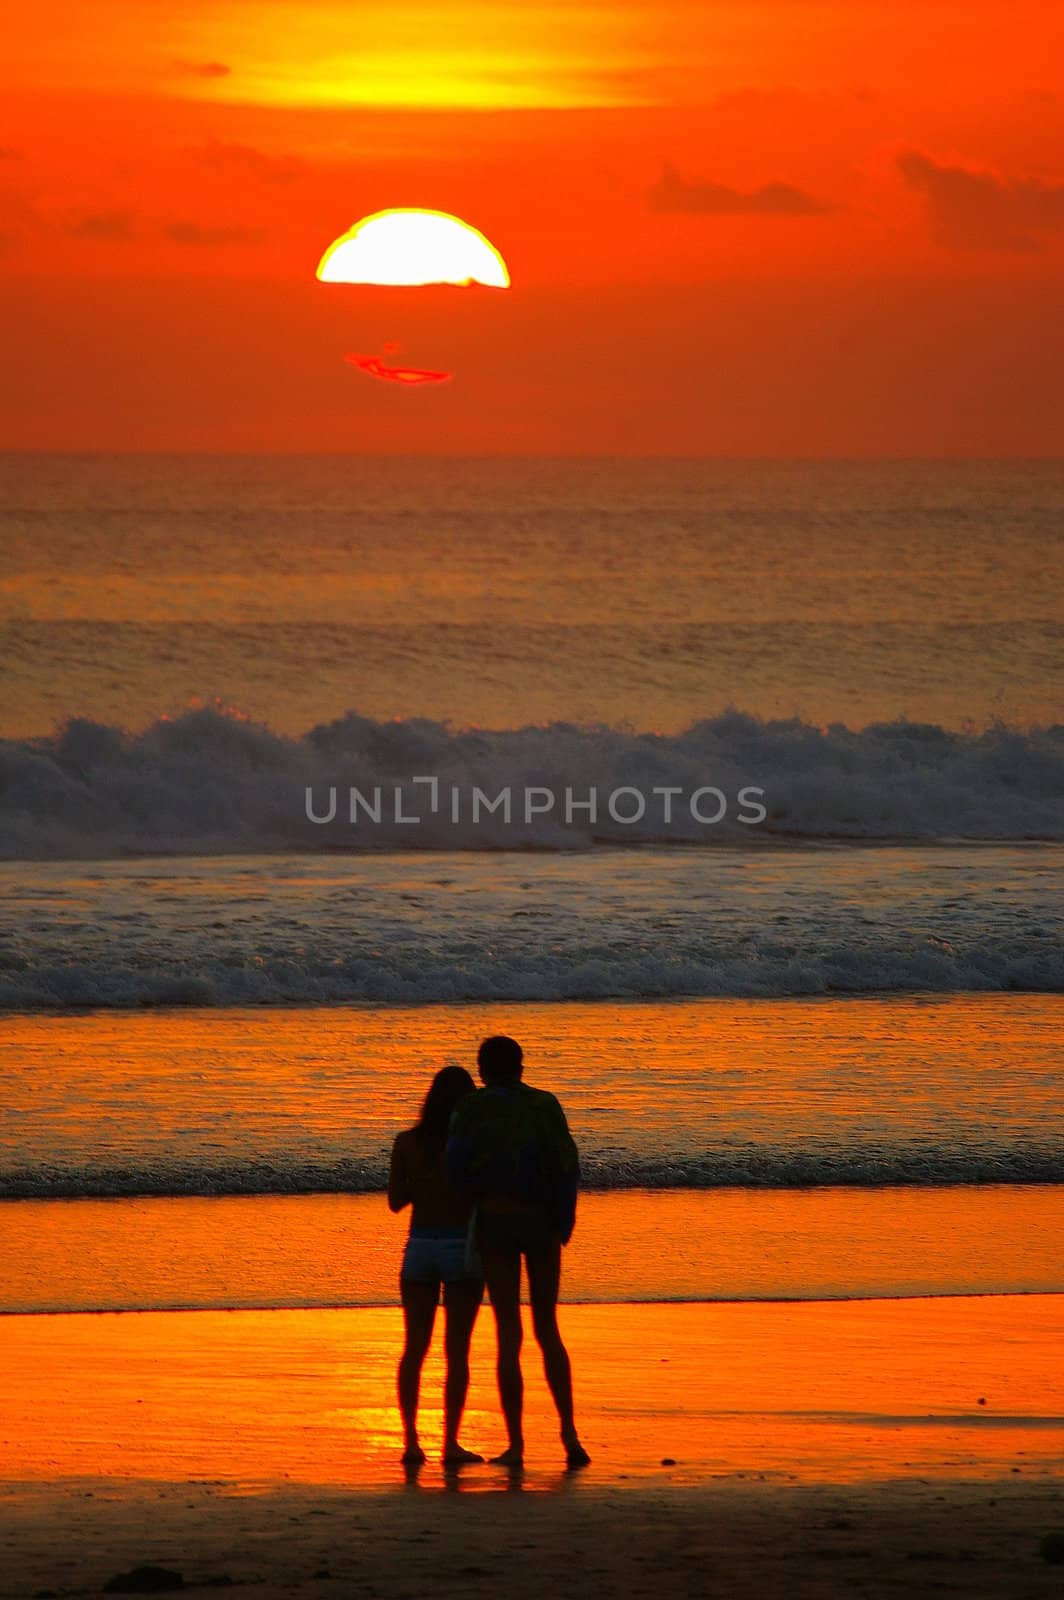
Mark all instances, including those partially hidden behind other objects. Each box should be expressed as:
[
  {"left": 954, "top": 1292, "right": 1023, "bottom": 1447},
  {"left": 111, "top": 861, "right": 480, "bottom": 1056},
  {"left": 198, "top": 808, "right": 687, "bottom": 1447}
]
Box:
[
  {"left": 898, "top": 149, "right": 1064, "bottom": 251},
  {"left": 648, "top": 162, "right": 834, "bottom": 216},
  {"left": 67, "top": 209, "right": 138, "bottom": 241},
  {"left": 190, "top": 139, "right": 301, "bottom": 184},
  {"left": 164, "top": 220, "right": 266, "bottom": 246},
  {"left": 174, "top": 60, "right": 232, "bottom": 79}
]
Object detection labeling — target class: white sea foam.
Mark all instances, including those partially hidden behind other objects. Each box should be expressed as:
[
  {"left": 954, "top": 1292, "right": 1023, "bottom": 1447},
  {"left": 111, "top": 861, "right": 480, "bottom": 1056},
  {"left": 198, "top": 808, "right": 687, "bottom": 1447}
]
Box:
[
  {"left": 0, "top": 939, "right": 1060, "bottom": 1012},
  {"left": 2, "top": 828, "right": 1059, "bottom": 1007},
  {"left": 1, "top": 707, "right": 1062, "bottom": 859}
]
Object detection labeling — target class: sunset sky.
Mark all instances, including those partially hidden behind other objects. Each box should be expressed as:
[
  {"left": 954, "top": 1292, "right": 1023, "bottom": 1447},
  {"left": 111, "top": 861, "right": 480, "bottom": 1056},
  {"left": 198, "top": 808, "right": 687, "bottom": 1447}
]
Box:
[{"left": 4, "top": 0, "right": 1063, "bottom": 452}]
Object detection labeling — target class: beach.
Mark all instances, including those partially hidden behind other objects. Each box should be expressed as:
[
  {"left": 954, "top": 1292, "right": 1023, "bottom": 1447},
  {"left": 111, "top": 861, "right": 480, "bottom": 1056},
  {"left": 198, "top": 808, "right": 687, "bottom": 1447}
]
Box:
[{"left": 2, "top": 1297, "right": 1062, "bottom": 1597}]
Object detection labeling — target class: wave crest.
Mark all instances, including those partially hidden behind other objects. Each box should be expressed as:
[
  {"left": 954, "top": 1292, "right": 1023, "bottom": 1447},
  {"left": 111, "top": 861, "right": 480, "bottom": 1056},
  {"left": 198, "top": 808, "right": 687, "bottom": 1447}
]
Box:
[
  {"left": 2, "top": 707, "right": 1062, "bottom": 858},
  {"left": 3, "top": 1145, "right": 1061, "bottom": 1200}
]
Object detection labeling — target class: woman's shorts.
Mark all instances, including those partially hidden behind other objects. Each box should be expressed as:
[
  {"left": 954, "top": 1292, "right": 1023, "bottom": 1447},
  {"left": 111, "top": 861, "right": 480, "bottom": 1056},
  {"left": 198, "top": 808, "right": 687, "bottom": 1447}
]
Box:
[{"left": 401, "top": 1229, "right": 482, "bottom": 1287}]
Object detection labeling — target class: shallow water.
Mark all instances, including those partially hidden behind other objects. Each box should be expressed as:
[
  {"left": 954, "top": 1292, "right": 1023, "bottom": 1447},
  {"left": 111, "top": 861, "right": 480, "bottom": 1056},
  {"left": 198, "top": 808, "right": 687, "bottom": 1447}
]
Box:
[
  {"left": 2, "top": 995, "right": 1062, "bottom": 1209},
  {"left": 2, "top": 847, "right": 1061, "bottom": 1008},
  {"left": 3, "top": 1186, "right": 1063, "bottom": 1315}
]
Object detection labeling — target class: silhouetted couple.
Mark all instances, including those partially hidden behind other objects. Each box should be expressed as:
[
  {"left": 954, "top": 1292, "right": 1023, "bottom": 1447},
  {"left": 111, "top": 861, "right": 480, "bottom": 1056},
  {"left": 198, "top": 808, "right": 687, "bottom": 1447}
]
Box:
[{"left": 388, "top": 1035, "right": 589, "bottom": 1470}]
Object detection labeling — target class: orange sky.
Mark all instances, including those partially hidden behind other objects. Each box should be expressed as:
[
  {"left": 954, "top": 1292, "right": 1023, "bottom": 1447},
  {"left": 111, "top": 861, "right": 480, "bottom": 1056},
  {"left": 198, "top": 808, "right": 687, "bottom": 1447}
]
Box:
[{"left": 3, "top": 0, "right": 1063, "bottom": 452}]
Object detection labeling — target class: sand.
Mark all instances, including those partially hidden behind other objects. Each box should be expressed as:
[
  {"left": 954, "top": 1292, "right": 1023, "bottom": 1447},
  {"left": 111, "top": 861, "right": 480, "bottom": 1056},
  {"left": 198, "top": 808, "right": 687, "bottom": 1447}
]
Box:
[
  {"left": 1, "top": 1298, "right": 1062, "bottom": 1597},
  {"left": 3, "top": 1476, "right": 1064, "bottom": 1600}
]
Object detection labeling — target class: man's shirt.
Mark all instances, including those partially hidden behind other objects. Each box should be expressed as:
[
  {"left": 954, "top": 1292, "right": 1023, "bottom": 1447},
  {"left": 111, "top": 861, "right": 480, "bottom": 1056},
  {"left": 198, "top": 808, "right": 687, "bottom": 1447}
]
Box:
[{"left": 446, "top": 1082, "right": 580, "bottom": 1244}]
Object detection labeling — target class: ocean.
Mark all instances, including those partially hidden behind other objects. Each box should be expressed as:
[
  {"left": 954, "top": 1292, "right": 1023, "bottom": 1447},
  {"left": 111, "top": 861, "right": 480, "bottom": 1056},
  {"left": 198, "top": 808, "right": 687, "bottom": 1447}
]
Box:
[{"left": 1, "top": 454, "right": 1061, "bottom": 1315}]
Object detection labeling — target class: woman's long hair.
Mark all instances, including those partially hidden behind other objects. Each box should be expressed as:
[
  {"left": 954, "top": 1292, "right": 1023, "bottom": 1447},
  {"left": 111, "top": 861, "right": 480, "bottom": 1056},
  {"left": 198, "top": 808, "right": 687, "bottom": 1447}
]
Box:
[{"left": 415, "top": 1065, "right": 476, "bottom": 1157}]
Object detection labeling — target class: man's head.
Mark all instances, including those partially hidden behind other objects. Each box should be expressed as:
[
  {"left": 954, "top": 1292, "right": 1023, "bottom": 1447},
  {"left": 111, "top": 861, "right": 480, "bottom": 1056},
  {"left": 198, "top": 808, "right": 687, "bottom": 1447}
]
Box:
[{"left": 477, "top": 1034, "right": 524, "bottom": 1086}]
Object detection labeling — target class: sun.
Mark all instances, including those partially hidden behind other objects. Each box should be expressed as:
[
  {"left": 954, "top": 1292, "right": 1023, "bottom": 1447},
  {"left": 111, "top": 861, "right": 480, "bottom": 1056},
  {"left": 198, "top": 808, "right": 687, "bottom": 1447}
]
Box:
[{"left": 316, "top": 209, "right": 510, "bottom": 288}]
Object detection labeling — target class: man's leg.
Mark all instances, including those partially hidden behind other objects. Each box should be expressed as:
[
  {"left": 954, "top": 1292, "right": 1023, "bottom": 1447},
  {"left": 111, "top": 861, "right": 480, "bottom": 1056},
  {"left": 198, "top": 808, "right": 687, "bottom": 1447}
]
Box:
[
  {"left": 481, "top": 1245, "right": 524, "bottom": 1465},
  {"left": 398, "top": 1279, "right": 438, "bottom": 1463},
  {"left": 527, "top": 1243, "right": 590, "bottom": 1467}
]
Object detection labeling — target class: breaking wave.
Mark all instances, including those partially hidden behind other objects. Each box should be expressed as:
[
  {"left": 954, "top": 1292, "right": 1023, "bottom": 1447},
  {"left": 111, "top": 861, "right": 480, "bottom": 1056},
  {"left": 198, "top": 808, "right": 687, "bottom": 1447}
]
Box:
[
  {"left": 1, "top": 939, "right": 1061, "bottom": 1011},
  {"left": 2, "top": 706, "right": 1062, "bottom": 858},
  {"left": 4, "top": 1145, "right": 1063, "bottom": 1200}
]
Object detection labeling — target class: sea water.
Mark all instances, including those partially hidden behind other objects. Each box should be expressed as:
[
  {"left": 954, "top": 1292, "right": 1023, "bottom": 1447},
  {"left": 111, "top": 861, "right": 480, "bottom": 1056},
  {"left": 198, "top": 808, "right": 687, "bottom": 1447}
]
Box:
[{"left": 1, "top": 456, "right": 1061, "bottom": 1312}]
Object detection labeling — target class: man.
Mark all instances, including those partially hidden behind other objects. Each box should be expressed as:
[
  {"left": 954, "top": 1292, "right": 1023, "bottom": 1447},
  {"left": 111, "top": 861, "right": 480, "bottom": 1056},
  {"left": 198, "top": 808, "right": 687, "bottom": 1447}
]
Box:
[{"left": 446, "top": 1035, "right": 590, "bottom": 1469}]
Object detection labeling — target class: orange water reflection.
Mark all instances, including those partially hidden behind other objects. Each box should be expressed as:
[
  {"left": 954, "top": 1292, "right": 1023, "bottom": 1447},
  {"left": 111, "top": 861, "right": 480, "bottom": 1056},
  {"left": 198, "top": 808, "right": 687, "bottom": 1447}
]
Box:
[
  {"left": 3, "top": 1186, "right": 1064, "bottom": 1313},
  {"left": 1, "top": 1299, "right": 1061, "bottom": 1489},
  {"left": 4, "top": 996, "right": 1060, "bottom": 1200}
]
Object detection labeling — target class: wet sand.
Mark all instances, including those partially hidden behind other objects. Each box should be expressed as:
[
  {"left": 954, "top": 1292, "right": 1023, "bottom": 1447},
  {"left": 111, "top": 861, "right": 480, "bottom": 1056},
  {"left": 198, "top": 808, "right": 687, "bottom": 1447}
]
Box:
[{"left": 1, "top": 1297, "right": 1062, "bottom": 1596}]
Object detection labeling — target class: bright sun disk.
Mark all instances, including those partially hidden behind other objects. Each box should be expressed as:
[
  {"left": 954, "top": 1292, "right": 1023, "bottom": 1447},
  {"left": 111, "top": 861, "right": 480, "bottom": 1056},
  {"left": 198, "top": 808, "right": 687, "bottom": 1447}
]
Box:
[{"left": 316, "top": 209, "right": 510, "bottom": 288}]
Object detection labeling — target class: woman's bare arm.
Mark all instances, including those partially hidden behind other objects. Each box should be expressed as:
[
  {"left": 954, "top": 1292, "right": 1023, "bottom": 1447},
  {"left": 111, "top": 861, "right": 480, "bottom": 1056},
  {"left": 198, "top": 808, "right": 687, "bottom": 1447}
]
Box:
[{"left": 388, "top": 1133, "right": 412, "bottom": 1213}]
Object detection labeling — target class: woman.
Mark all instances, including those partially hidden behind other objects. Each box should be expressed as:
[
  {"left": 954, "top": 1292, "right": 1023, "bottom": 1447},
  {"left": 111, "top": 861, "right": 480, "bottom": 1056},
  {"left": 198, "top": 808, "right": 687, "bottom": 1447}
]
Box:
[{"left": 388, "top": 1064, "right": 484, "bottom": 1466}]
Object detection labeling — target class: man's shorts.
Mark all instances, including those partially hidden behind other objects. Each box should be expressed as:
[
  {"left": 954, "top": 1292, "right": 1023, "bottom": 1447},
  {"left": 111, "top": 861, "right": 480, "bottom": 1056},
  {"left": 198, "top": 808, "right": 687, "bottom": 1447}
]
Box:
[{"left": 477, "top": 1207, "right": 558, "bottom": 1256}]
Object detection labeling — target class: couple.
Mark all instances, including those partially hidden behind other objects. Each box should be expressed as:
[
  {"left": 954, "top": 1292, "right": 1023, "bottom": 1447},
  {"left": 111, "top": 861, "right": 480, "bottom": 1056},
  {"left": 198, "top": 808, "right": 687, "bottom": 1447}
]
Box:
[{"left": 387, "top": 1034, "right": 590, "bottom": 1470}]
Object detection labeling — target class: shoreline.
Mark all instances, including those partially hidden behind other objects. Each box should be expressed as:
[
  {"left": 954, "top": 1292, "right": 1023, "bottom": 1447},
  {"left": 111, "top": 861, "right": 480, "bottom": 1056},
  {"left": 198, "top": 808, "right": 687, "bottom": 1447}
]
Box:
[{"left": 5, "top": 1285, "right": 1064, "bottom": 1321}]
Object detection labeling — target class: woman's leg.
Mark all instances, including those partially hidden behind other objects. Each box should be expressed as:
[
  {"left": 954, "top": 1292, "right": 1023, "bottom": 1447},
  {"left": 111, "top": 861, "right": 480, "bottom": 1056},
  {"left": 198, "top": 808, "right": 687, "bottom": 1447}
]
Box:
[
  {"left": 441, "top": 1278, "right": 484, "bottom": 1462},
  {"left": 398, "top": 1278, "right": 438, "bottom": 1462}
]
